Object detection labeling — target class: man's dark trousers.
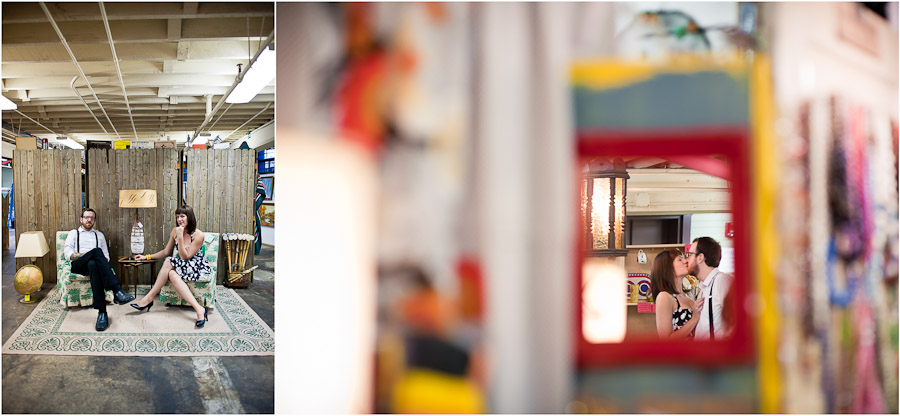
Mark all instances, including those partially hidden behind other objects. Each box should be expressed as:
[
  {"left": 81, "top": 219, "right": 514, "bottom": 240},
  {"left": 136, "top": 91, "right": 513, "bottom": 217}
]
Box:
[{"left": 70, "top": 248, "right": 120, "bottom": 312}]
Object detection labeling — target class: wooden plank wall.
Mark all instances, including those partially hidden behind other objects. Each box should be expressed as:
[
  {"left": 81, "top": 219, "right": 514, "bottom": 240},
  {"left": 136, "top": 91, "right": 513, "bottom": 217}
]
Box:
[
  {"left": 184, "top": 149, "right": 256, "bottom": 284},
  {"left": 12, "top": 149, "right": 83, "bottom": 283},
  {"left": 87, "top": 149, "right": 180, "bottom": 285}
]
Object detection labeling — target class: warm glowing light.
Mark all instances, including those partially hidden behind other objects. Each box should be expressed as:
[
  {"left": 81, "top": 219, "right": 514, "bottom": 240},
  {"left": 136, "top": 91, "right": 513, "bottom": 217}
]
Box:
[
  {"left": 581, "top": 180, "right": 588, "bottom": 227},
  {"left": 591, "top": 178, "right": 611, "bottom": 250},
  {"left": 583, "top": 160, "right": 629, "bottom": 256},
  {"left": 582, "top": 259, "right": 627, "bottom": 343}
]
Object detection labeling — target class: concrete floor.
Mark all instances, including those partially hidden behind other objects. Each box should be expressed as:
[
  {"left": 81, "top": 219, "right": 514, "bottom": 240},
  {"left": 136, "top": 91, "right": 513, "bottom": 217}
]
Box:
[{"left": 2, "top": 231, "right": 275, "bottom": 414}]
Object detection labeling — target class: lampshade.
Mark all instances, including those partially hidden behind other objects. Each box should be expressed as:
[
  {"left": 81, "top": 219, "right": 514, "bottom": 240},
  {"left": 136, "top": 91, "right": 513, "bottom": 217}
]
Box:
[
  {"left": 15, "top": 231, "right": 50, "bottom": 258},
  {"left": 119, "top": 189, "right": 158, "bottom": 208}
]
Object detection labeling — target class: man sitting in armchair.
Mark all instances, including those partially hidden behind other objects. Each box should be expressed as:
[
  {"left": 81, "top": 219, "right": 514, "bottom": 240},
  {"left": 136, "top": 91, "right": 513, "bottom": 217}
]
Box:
[{"left": 63, "top": 208, "right": 135, "bottom": 331}]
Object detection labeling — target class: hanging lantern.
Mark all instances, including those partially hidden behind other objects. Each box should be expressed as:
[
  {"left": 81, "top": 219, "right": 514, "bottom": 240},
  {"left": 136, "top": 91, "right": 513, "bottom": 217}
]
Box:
[{"left": 582, "top": 158, "right": 629, "bottom": 257}]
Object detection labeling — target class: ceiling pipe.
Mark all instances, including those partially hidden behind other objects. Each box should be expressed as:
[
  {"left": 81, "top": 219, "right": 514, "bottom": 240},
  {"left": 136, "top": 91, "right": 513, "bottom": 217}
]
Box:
[
  {"left": 99, "top": 2, "right": 138, "bottom": 140},
  {"left": 40, "top": 2, "right": 120, "bottom": 139},
  {"left": 192, "top": 31, "right": 274, "bottom": 141},
  {"left": 14, "top": 109, "right": 58, "bottom": 136},
  {"left": 70, "top": 77, "right": 111, "bottom": 139},
  {"left": 1, "top": 121, "right": 34, "bottom": 137},
  {"left": 223, "top": 102, "right": 271, "bottom": 140},
  {"left": 207, "top": 103, "right": 232, "bottom": 132}
]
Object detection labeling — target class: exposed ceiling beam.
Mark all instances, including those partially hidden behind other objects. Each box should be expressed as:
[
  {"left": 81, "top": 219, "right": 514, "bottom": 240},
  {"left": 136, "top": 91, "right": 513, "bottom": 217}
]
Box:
[
  {"left": 167, "top": 18, "right": 182, "bottom": 41},
  {"left": 2, "top": 2, "right": 275, "bottom": 141},
  {"left": 3, "top": 74, "right": 241, "bottom": 89},
  {"left": 3, "top": 2, "right": 272, "bottom": 24},
  {"left": 183, "top": 3, "right": 199, "bottom": 15},
  {"left": 2, "top": 60, "right": 259, "bottom": 78},
  {"left": 41, "top": 1, "right": 120, "bottom": 138},
  {"left": 3, "top": 39, "right": 276, "bottom": 63},
  {"left": 10, "top": 93, "right": 273, "bottom": 106},
  {"left": 100, "top": 2, "right": 139, "bottom": 140},
  {"left": 10, "top": 85, "right": 273, "bottom": 99}
]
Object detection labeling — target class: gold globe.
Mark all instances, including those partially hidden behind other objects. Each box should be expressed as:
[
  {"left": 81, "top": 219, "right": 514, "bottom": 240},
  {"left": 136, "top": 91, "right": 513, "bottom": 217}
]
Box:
[{"left": 14, "top": 265, "right": 43, "bottom": 303}]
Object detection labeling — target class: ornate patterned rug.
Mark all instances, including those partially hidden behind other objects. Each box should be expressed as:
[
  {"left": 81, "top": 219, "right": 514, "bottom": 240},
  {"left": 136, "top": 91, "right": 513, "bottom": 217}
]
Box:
[{"left": 2, "top": 286, "right": 274, "bottom": 356}]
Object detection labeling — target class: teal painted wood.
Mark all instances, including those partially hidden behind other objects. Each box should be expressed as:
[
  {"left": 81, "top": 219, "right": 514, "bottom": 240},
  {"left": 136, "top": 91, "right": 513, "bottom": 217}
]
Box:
[{"left": 573, "top": 71, "right": 749, "bottom": 130}]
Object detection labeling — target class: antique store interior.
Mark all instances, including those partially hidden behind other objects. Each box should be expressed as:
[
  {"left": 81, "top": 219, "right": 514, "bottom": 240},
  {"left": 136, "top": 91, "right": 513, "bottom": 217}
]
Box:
[
  {"left": 2, "top": 2, "right": 275, "bottom": 413},
  {"left": 1, "top": 2, "right": 897, "bottom": 414}
]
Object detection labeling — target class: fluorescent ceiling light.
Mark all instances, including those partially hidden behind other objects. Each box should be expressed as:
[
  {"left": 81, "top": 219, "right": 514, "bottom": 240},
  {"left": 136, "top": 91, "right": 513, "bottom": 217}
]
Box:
[
  {"left": 55, "top": 138, "right": 84, "bottom": 150},
  {"left": 225, "top": 47, "right": 275, "bottom": 104},
  {"left": 0, "top": 96, "right": 17, "bottom": 111}
]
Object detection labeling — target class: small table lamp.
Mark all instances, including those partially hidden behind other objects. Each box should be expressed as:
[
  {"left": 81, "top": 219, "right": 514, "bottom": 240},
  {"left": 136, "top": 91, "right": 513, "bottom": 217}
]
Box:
[
  {"left": 119, "top": 189, "right": 157, "bottom": 256},
  {"left": 14, "top": 231, "right": 50, "bottom": 303}
]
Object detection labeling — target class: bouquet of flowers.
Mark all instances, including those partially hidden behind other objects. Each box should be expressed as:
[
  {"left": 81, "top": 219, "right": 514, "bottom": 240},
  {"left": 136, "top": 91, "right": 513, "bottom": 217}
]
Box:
[{"left": 682, "top": 275, "right": 700, "bottom": 300}]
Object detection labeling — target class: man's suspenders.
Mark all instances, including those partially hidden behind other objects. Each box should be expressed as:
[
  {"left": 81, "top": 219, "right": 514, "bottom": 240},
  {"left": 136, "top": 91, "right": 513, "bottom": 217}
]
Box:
[
  {"left": 75, "top": 230, "right": 99, "bottom": 253},
  {"left": 707, "top": 276, "right": 716, "bottom": 341}
]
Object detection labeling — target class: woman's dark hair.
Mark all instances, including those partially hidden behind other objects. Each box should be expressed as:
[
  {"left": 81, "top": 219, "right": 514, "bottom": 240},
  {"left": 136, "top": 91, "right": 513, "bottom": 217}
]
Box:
[
  {"left": 175, "top": 204, "right": 197, "bottom": 234},
  {"left": 650, "top": 249, "right": 681, "bottom": 301}
]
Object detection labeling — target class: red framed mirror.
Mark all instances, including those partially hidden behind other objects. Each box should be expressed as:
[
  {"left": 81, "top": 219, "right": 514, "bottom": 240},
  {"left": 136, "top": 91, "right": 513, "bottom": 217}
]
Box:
[{"left": 574, "top": 127, "right": 754, "bottom": 367}]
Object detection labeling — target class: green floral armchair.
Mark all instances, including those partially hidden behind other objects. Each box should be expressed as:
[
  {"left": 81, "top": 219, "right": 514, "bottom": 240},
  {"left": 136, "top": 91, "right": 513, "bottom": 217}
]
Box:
[
  {"left": 56, "top": 231, "right": 114, "bottom": 307},
  {"left": 159, "top": 232, "right": 219, "bottom": 308}
]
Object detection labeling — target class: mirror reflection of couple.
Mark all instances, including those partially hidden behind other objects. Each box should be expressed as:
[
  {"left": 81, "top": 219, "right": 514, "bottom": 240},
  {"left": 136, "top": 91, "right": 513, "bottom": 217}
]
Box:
[
  {"left": 650, "top": 237, "right": 733, "bottom": 340},
  {"left": 63, "top": 205, "right": 210, "bottom": 331}
]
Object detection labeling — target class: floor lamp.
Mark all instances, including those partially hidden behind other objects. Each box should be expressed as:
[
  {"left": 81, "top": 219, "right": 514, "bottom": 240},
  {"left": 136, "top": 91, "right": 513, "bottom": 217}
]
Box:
[
  {"left": 14, "top": 231, "right": 50, "bottom": 303},
  {"left": 119, "top": 189, "right": 158, "bottom": 257}
]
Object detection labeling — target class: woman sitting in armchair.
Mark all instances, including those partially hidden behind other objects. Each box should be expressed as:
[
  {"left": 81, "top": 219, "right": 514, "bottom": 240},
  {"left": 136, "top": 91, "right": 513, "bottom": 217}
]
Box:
[{"left": 130, "top": 204, "right": 211, "bottom": 328}]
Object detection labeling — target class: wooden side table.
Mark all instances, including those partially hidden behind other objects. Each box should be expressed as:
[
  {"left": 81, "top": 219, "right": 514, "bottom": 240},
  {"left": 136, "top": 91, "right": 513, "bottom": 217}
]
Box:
[{"left": 118, "top": 256, "right": 158, "bottom": 297}]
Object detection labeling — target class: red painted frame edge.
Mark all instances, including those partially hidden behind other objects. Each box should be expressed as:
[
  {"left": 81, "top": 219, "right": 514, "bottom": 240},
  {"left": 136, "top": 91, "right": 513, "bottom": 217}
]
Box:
[{"left": 574, "top": 127, "right": 755, "bottom": 368}]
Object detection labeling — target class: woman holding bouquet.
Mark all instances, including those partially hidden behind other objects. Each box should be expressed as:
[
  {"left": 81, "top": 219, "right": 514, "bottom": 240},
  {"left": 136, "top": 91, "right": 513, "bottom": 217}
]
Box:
[
  {"left": 649, "top": 249, "right": 703, "bottom": 340},
  {"left": 129, "top": 205, "right": 211, "bottom": 328}
]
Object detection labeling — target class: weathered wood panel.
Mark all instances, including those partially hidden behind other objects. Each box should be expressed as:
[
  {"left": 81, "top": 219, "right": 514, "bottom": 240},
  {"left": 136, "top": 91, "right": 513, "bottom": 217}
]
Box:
[
  {"left": 12, "top": 149, "right": 83, "bottom": 283},
  {"left": 87, "top": 149, "right": 179, "bottom": 284},
  {"left": 184, "top": 149, "right": 256, "bottom": 284},
  {"left": 13, "top": 149, "right": 254, "bottom": 285}
]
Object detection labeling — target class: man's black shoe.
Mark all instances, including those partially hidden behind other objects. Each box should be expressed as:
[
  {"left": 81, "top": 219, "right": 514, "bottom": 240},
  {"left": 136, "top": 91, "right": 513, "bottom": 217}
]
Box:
[
  {"left": 114, "top": 290, "right": 135, "bottom": 305},
  {"left": 96, "top": 311, "right": 109, "bottom": 331}
]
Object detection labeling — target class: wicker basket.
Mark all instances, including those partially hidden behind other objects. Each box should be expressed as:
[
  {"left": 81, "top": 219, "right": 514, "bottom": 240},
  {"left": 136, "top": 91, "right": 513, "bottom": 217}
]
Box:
[{"left": 226, "top": 271, "right": 252, "bottom": 288}]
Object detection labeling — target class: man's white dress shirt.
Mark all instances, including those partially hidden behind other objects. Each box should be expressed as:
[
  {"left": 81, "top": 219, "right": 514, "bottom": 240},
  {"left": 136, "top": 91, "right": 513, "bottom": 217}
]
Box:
[
  {"left": 63, "top": 226, "right": 110, "bottom": 261},
  {"left": 693, "top": 267, "right": 733, "bottom": 340}
]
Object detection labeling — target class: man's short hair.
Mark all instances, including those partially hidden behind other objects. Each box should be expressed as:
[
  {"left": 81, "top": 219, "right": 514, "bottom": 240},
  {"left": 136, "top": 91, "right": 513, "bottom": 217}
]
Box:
[
  {"left": 692, "top": 236, "right": 721, "bottom": 268},
  {"left": 81, "top": 208, "right": 96, "bottom": 218}
]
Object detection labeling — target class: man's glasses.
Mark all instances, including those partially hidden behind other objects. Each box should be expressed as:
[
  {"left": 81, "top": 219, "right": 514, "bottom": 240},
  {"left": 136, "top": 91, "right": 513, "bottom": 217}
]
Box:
[
  {"left": 82, "top": 216, "right": 95, "bottom": 220},
  {"left": 683, "top": 252, "right": 697, "bottom": 259}
]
